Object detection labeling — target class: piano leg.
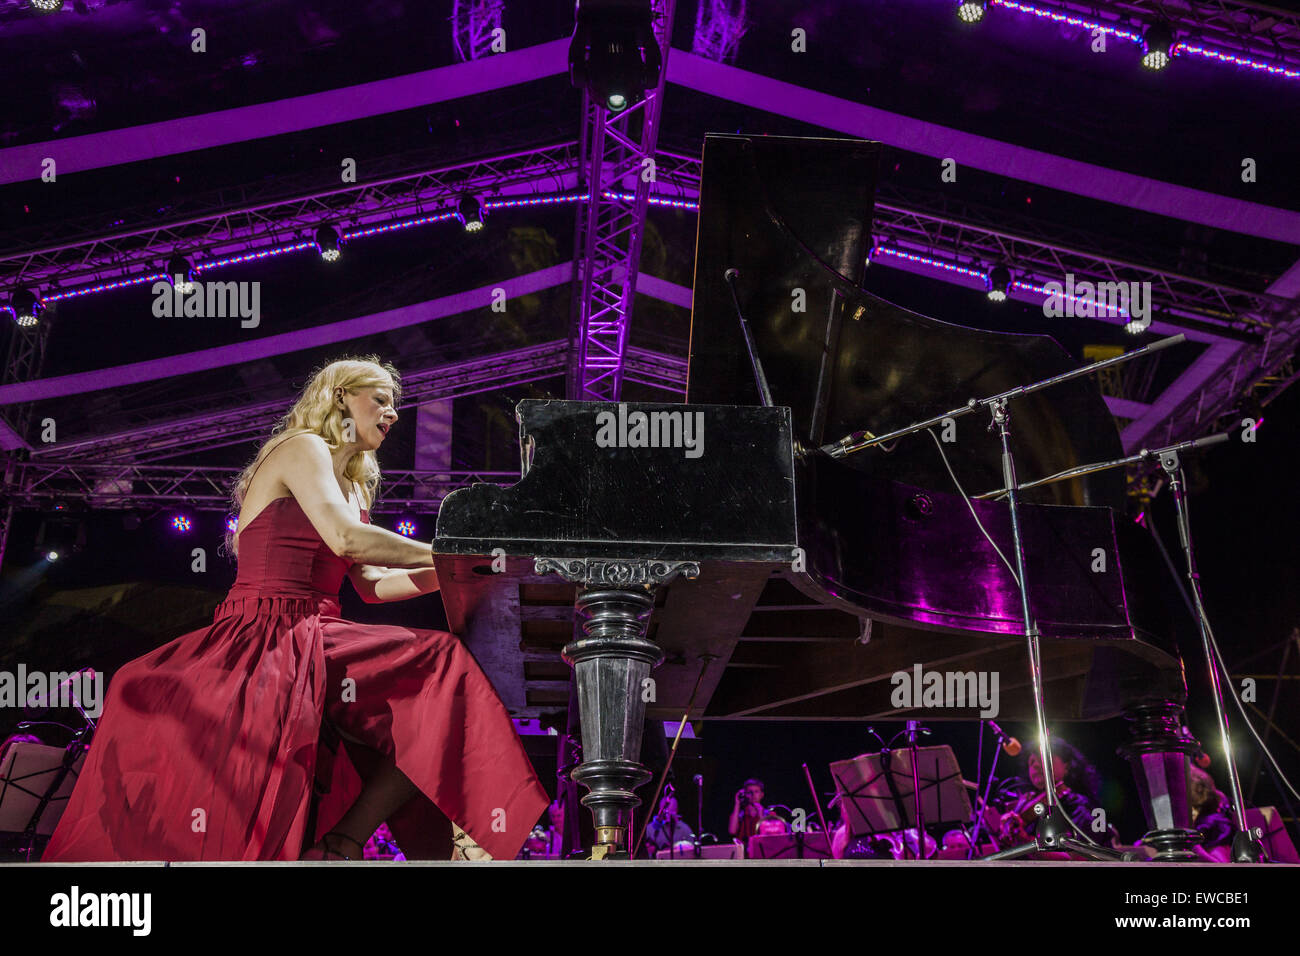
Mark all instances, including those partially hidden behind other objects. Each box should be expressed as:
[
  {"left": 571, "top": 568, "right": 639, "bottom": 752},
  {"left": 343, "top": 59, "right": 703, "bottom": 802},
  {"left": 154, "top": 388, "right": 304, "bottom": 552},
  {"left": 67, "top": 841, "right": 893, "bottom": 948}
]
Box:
[
  {"left": 1119, "top": 701, "right": 1202, "bottom": 860},
  {"left": 537, "top": 557, "right": 700, "bottom": 859}
]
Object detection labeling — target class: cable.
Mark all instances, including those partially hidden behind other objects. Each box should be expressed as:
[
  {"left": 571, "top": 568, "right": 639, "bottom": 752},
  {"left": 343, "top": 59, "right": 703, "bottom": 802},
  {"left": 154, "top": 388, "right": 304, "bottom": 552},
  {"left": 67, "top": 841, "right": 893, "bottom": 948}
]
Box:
[
  {"left": 926, "top": 428, "right": 1020, "bottom": 588},
  {"left": 1146, "top": 486, "right": 1300, "bottom": 806}
]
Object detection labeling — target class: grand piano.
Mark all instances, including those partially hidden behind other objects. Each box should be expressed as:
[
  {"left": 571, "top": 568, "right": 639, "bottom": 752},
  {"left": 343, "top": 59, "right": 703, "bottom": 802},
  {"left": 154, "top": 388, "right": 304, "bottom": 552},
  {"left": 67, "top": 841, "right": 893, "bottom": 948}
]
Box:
[{"left": 434, "top": 134, "right": 1201, "bottom": 859}]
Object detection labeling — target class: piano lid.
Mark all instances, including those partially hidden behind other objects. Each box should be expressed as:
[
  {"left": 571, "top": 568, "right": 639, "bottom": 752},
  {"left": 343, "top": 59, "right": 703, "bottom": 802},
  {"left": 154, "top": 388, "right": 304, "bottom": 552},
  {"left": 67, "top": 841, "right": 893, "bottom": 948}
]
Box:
[{"left": 686, "top": 133, "right": 1125, "bottom": 508}]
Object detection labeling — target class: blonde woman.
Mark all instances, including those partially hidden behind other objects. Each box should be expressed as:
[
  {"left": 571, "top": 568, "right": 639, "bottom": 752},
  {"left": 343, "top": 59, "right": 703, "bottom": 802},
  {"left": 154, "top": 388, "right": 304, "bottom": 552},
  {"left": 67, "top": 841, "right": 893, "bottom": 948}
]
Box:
[{"left": 43, "top": 356, "right": 548, "bottom": 862}]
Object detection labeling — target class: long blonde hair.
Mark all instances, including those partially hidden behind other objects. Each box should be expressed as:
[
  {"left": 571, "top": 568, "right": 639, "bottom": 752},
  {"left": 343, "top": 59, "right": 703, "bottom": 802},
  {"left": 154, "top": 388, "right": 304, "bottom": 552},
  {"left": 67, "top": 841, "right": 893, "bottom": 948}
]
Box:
[{"left": 224, "top": 355, "right": 401, "bottom": 556}]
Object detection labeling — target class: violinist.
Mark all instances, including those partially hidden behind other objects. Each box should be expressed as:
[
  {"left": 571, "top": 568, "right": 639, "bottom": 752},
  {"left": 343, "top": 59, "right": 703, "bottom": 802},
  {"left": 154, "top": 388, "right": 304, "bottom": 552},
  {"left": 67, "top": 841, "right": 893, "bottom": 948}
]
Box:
[{"left": 996, "top": 736, "right": 1100, "bottom": 847}]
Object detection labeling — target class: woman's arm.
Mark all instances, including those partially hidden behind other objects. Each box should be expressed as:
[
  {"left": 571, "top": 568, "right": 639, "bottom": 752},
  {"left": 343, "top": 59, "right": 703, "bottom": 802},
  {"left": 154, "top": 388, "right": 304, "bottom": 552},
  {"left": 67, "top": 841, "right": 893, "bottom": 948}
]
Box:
[
  {"left": 347, "top": 563, "right": 440, "bottom": 603},
  {"left": 277, "top": 434, "right": 434, "bottom": 568}
]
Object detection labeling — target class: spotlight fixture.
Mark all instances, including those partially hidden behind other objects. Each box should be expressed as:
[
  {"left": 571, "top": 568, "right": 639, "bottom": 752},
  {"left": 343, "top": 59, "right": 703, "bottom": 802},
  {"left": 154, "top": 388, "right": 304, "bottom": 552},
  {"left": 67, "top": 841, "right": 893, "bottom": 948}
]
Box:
[
  {"left": 167, "top": 254, "right": 195, "bottom": 293},
  {"left": 457, "top": 196, "right": 485, "bottom": 233},
  {"left": 1142, "top": 21, "right": 1174, "bottom": 71},
  {"left": 985, "top": 264, "right": 1012, "bottom": 302},
  {"left": 10, "top": 288, "right": 42, "bottom": 327},
  {"left": 171, "top": 514, "right": 192, "bottom": 533},
  {"left": 30, "top": 0, "right": 64, "bottom": 11},
  {"left": 396, "top": 519, "right": 417, "bottom": 537},
  {"left": 569, "top": 0, "right": 662, "bottom": 114},
  {"left": 315, "top": 225, "right": 342, "bottom": 262},
  {"left": 1124, "top": 318, "right": 1150, "bottom": 335},
  {"left": 225, "top": 515, "right": 239, "bottom": 533},
  {"left": 35, "top": 516, "right": 85, "bottom": 559},
  {"left": 956, "top": 1, "right": 986, "bottom": 24}
]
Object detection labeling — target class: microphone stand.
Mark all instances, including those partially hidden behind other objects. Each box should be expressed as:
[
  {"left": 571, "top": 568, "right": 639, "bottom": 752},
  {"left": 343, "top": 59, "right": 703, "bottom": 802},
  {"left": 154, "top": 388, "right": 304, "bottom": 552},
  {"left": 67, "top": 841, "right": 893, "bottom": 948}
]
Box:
[
  {"left": 694, "top": 773, "right": 704, "bottom": 860},
  {"left": 1160, "top": 449, "right": 1265, "bottom": 862},
  {"left": 967, "top": 722, "right": 1013, "bottom": 859},
  {"left": 905, "top": 720, "right": 927, "bottom": 859},
  {"left": 819, "top": 335, "right": 1189, "bottom": 860}
]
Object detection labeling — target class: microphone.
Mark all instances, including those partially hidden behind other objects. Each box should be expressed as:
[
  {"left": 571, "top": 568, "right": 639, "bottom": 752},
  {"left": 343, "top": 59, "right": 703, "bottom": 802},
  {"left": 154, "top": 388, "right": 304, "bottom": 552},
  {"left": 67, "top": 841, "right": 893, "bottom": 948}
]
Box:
[
  {"left": 986, "top": 719, "right": 1022, "bottom": 756},
  {"left": 724, "top": 268, "right": 739, "bottom": 283}
]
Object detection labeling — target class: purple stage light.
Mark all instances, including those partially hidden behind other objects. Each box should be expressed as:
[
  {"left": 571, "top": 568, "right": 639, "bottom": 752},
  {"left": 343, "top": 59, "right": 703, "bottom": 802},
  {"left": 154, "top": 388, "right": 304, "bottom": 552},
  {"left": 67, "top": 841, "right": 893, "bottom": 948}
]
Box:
[
  {"left": 225, "top": 515, "right": 238, "bottom": 533},
  {"left": 396, "top": 519, "right": 416, "bottom": 537},
  {"left": 1010, "top": 278, "right": 1128, "bottom": 317},
  {"left": 981, "top": 1, "right": 1143, "bottom": 44},
  {"left": 485, "top": 192, "right": 586, "bottom": 210},
  {"left": 1176, "top": 43, "right": 1300, "bottom": 80},
  {"left": 965, "top": 1, "right": 1300, "bottom": 82},
  {"left": 1142, "top": 22, "right": 1173, "bottom": 72},
  {"left": 870, "top": 245, "right": 986, "bottom": 281},
  {"left": 171, "top": 514, "right": 192, "bottom": 533},
  {"left": 9, "top": 288, "right": 43, "bottom": 326},
  {"left": 457, "top": 196, "right": 485, "bottom": 232},
  {"left": 344, "top": 212, "right": 458, "bottom": 239},
  {"left": 197, "top": 242, "right": 315, "bottom": 273},
  {"left": 315, "top": 225, "right": 342, "bottom": 262}
]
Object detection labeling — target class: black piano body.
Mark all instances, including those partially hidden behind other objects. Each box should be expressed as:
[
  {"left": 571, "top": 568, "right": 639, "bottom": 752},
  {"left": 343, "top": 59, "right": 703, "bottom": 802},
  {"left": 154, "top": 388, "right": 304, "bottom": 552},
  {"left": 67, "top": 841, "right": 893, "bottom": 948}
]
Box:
[{"left": 433, "top": 134, "right": 1199, "bottom": 856}]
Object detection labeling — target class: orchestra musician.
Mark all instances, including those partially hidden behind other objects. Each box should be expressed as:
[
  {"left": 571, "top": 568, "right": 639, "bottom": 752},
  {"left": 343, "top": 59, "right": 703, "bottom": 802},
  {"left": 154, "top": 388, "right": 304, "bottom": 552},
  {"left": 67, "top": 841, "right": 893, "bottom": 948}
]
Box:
[
  {"left": 995, "top": 735, "right": 1101, "bottom": 848},
  {"left": 728, "top": 777, "right": 767, "bottom": 844},
  {"left": 644, "top": 786, "right": 695, "bottom": 856}
]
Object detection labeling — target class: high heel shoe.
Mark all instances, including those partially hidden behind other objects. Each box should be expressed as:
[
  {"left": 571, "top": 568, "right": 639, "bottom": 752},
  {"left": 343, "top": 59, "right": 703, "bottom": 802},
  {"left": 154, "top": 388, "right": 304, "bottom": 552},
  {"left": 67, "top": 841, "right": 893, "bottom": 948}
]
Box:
[{"left": 299, "top": 831, "right": 365, "bottom": 861}]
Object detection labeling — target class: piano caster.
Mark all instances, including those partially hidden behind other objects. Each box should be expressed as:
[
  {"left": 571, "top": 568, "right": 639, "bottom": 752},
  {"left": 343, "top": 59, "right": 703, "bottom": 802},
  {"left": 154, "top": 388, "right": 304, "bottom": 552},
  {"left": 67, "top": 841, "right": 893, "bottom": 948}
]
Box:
[{"left": 590, "top": 828, "right": 629, "bottom": 860}]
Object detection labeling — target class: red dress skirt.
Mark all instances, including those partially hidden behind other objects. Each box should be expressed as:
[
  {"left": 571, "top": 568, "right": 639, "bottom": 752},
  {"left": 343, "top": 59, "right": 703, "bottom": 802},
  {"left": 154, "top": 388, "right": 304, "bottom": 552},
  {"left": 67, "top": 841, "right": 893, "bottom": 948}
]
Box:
[{"left": 41, "top": 496, "right": 549, "bottom": 861}]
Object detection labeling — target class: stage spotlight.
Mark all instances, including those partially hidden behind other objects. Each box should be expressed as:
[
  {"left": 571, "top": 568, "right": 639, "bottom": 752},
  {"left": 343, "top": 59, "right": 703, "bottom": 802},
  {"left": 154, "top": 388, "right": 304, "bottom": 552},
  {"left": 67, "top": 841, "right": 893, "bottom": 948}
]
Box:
[
  {"left": 315, "top": 225, "right": 342, "bottom": 262},
  {"left": 167, "top": 254, "right": 195, "bottom": 293},
  {"left": 225, "top": 515, "right": 238, "bottom": 533},
  {"left": 396, "top": 519, "right": 417, "bottom": 537},
  {"left": 35, "top": 516, "right": 85, "bottom": 559},
  {"left": 457, "top": 196, "right": 485, "bottom": 233},
  {"left": 10, "top": 288, "right": 42, "bottom": 327},
  {"left": 569, "top": 0, "right": 662, "bottom": 114},
  {"left": 30, "top": 0, "right": 64, "bottom": 11},
  {"left": 171, "top": 514, "right": 193, "bottom": 533},
  {"left": 1142, "top": 21, "right": 1173, "bottom": 71},
  {"left": 985, "top": 264, "right": 1012, "bottom": 302},
  {"left": 956, "top": 1, "right": 986, "bottom": 23}
]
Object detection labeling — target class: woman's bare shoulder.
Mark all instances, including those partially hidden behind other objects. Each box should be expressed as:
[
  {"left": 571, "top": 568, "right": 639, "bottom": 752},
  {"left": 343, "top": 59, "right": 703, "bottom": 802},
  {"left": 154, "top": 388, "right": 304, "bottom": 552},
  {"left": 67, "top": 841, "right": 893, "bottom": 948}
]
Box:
[{"left": 248, "top": 432, "right": 329, "bottom": 497}]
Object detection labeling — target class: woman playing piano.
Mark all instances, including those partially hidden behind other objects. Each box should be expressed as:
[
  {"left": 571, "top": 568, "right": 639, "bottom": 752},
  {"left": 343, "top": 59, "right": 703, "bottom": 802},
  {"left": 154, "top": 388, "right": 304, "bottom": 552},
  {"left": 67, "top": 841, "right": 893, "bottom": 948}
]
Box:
[{"left": 42, "top": 356, "right": 549, "bottom": 861}]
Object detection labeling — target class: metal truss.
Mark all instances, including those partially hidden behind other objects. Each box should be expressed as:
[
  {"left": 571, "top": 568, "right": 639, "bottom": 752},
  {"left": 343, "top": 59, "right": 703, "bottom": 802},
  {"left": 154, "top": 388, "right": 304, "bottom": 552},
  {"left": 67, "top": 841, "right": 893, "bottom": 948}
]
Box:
[
  {"left": 6, "top": 462, "right": 518, "bottom": 512},
  {"left": 568, "top": 0, "right": 678, "bottom": 402},
  {"left": 970, "top": 0, "right": 1300, "bottom": 74},
  {"left": 29, "top": 342, "right": 571, "bottom": 464},
  {"left": 624, "top": 345, "right": 689, "bottom": 393},
  {"left": 870, "top": 196, "right": 1282, "bottom": 336},
  {"left": 0, "top": 143, "right": 582, "bottom": 297},
  {"left": 451, "top": 0, "right": 506, "bottom": 63},
  {"left": 0, "top": 320, "right": 52, "bottom": 570},
  {"left": 1130, "top": 299, "right": 1300, "bottom": 452},
  {"left": 691, "top": 0, "right": 750, "bottom": 62}
]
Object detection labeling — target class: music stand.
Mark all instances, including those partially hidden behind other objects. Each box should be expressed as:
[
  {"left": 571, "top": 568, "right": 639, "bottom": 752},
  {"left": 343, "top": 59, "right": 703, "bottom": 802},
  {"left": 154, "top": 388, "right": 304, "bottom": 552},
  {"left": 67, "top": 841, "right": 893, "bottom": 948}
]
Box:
[
  {"left": 0, "top": 741, "right": 86, "bottom": 859},
  {"left": 831, "top": 745, "right": 971, "bottom": 858},
  {"left": 747, "top": 831, "right": 832, "bottom": 860}
]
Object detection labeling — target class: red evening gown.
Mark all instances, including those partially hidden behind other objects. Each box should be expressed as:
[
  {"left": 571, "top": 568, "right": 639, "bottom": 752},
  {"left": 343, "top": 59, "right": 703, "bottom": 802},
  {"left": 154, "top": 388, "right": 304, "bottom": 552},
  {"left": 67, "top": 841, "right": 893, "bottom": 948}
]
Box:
[{"left": 41, "top": 496, "right": 549, "bottom": 861}]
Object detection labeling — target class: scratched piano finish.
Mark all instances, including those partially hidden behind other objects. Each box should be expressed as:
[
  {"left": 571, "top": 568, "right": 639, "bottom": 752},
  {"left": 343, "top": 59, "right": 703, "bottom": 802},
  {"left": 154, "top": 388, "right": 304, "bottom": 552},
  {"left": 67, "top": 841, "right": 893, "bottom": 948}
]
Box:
[{"left": 434, "top": 400, "right": 800, "bottom": 718}]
